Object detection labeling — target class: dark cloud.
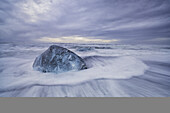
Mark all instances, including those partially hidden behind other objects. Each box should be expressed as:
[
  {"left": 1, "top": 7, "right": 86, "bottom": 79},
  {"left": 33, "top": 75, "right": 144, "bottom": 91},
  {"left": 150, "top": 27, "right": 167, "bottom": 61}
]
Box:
[{"left": 0, "top": 0, "right": 170, "bottom": 44}]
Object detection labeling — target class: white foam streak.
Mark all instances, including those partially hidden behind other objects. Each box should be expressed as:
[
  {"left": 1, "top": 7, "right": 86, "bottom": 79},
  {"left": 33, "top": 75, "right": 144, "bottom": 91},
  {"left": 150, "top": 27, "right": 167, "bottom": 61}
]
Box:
[{"left": 0, "top": 56, "right": 148, "bottom": 90}]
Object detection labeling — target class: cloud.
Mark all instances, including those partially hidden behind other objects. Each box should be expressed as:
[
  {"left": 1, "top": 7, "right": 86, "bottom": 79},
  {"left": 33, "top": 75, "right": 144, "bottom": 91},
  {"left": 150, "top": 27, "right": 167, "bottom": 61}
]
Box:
[
  {"left": 38, "top": 36, "right": 119, "bottom": 43},
  {"left": 0, "top": 0, "right": 170, "bottom": 44}
]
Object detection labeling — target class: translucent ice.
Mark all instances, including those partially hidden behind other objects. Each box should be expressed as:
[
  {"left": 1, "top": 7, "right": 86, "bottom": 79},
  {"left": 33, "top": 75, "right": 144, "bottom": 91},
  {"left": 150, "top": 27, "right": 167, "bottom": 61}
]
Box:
[{"left": 33, "top": 45, "right": 87, "bottom": 74}]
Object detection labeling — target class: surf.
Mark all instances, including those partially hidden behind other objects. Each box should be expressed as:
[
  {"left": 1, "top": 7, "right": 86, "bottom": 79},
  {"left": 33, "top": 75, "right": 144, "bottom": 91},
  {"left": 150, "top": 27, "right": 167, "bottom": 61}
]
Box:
[{"left": 0, "top": 56, "right": 148, "bottom": 91}]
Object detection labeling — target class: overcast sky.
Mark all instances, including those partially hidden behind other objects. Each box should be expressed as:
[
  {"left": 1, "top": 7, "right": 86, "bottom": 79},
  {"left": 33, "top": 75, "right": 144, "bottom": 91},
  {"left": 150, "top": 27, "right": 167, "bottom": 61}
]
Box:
[{"left": 0, "top": 0, "right": 170, "bottom": 44}]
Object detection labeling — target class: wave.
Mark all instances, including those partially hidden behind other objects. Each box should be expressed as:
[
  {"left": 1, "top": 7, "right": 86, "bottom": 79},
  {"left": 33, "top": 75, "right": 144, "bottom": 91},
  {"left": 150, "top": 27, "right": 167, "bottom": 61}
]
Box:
[
  {"left": 1, "top": 43, "right": 170, "bottom": 97},
  {"left": 0, "top": 56, "right": 148, "bottom": 91}
]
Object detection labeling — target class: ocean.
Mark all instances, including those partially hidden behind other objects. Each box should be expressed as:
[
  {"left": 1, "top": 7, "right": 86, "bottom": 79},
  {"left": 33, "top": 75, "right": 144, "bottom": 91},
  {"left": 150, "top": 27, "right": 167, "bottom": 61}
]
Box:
[{"left": 0, "top": 42, "right": 170, "bottom": 97}]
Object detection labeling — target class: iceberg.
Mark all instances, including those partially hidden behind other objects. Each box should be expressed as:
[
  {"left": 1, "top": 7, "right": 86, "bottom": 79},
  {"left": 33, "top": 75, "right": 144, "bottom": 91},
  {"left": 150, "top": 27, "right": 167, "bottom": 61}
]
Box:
[{"left": 33, "top": 45, "right": 87, "bottom": 74}]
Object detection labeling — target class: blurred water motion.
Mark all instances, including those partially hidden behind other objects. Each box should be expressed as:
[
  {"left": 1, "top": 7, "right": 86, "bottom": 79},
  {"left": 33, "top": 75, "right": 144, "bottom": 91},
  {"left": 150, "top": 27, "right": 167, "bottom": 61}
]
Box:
[{"left": 0, "top": 43, "right": 170, "bottom": 97}]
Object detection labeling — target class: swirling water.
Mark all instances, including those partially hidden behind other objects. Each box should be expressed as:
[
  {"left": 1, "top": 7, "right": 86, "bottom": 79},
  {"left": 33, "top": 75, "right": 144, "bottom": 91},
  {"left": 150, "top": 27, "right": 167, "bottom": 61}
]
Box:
[{"left": 0, "top": 42, "right": 170, "bottom": 97}]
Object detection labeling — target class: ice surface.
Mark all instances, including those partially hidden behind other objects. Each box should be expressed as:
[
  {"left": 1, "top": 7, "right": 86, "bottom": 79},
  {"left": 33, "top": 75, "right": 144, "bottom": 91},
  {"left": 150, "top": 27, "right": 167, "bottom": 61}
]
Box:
[
  {"left": 33, "top": 45, "right": 87, "bottom": 74},
  {"left": 0, "top": 43, "right": 170, "bottom": 97}
]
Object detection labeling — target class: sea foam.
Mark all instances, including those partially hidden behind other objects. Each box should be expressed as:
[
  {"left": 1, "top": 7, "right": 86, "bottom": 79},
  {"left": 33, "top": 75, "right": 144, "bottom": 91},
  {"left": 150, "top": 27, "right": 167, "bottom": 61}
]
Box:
[{"left": 0, "top": 56, "right": 148, "bottom": 91}]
